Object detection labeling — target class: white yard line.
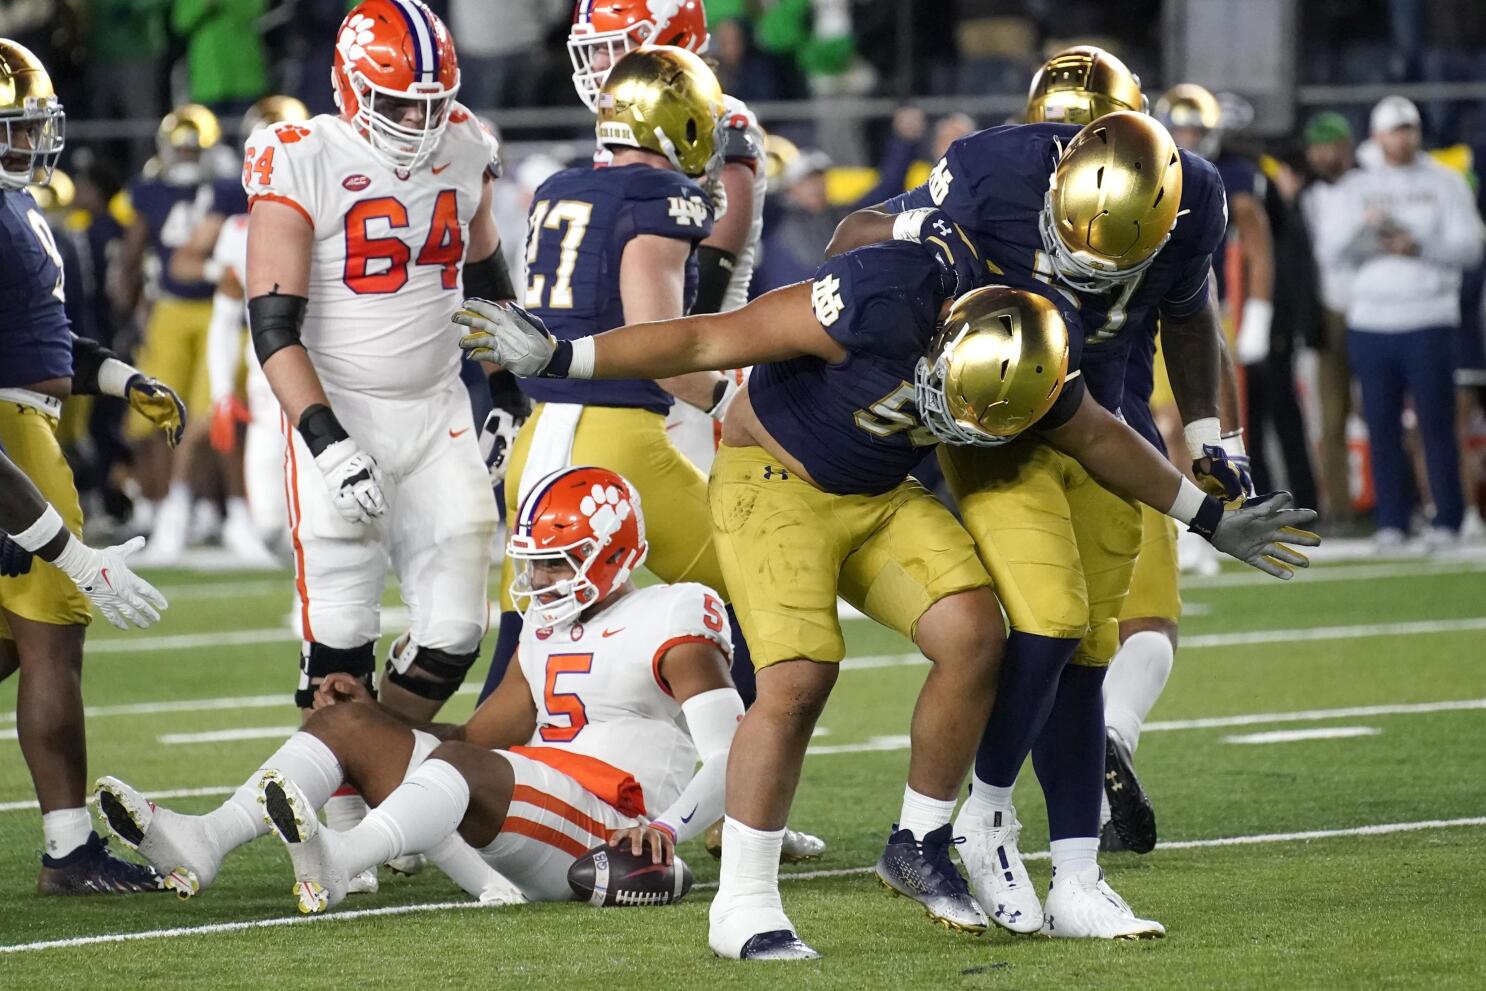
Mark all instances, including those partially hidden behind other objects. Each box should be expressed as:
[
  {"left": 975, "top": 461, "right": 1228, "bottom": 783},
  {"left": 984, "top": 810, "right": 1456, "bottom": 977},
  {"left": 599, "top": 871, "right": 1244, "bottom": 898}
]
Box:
[
  {"left": 158, "top": 727, "right": 297, "bottom": 745},
  {"left": 0, "top": 786, "right": 233, "bottom": 814},
  {"left": 2, "top": 816, "right": 1481, "bottom": 955},
  {"left": 1223, "top": 726, "right": 1382, "bottom": 745}
]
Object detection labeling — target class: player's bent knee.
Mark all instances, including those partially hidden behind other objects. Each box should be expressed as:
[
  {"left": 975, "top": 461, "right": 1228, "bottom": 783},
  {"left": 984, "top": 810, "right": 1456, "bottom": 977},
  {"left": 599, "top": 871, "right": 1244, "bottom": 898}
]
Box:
[
  {"left": 383, "top": 642, "right": 480, "bottom": 702},
  {"left": 916, "top": 588, "right": 1006, "bottom": 669},
  {"left": 296, "top": 641, "right": 375, "bottom": 709}
]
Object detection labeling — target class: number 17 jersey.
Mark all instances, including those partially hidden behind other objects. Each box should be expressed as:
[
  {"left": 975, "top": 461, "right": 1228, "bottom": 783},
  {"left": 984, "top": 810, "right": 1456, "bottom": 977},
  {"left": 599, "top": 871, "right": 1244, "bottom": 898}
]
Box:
[{"left": 241, "top": 107, "right": 498, "bottom": 400}]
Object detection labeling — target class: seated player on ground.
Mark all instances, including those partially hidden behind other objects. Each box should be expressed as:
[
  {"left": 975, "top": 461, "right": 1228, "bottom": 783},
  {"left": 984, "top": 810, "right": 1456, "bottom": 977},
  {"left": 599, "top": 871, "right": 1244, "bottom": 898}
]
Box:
[{"left": 95, "top": 466, "right": 743, "bottom": 911}]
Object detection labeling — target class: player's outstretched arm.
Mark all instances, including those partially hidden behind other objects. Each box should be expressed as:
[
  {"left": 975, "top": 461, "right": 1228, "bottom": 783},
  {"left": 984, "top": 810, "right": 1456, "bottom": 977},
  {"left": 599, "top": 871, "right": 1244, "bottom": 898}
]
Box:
[
  {"left": 612, "top": 639, "right": 742, "bottom": 863},
  {"left": 1043, "top": 390, "right": 1320, "bottom": 579},
  {"left": 618, "top": 234, "right": 730, "bottom": 414},
  {"left": 457, "top": 281, "right": 845, "bottom": 381},
  {"left": 0, "top": 446, "right": 168, "bottom": 628}
]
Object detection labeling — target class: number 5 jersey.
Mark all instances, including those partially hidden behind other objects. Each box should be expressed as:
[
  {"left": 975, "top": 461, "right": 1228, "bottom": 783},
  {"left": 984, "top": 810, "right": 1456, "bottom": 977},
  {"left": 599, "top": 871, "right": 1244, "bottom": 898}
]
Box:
[{"left": 241, "top": 107, "right": 499, "bottom": 400}]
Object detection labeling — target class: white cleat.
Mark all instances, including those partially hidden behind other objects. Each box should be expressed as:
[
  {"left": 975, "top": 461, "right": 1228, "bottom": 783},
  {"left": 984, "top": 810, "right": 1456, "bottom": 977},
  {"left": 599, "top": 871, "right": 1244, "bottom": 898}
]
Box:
[
  {"left": 385, "top": 853, "right": 426, "bottom": 876},
  {"left": 476, "top": 872, "right": 528, "bottom": 906},
  {"left": 781, "top": 827, "right": 827, "bottom": 862},
  {"left": 953, "top": 805, "right": 1043, "bottom": 934},
  {"left": 1039, "top": 866, "right": 1165, "bottom": 940},
  {"left": 709, "top": 900, "right": 819, "bottom": 961},
  {"left": 257, "top": 770, "right": 350, "bottom": 914},
  {"left": 346, "top": 867, "right": 379, "bottom": 895},
  {"left": 94, "top": 776, "right": 221, "bottom": 898}
]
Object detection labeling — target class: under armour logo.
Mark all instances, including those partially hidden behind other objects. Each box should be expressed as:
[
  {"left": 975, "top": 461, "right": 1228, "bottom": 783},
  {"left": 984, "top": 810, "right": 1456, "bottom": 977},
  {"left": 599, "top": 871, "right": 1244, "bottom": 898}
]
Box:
[
  {"left": 932, "top": 219, "right": 952, "bottom": 238},
  {"left": 994, "top": 904, "right": 1022, "bottom": 923},
  {"left": 762, "top": 465, "right": 790, "bottom": 480},
  {"left": 810, "top": 274, "right": 845, "bottom": 326}
]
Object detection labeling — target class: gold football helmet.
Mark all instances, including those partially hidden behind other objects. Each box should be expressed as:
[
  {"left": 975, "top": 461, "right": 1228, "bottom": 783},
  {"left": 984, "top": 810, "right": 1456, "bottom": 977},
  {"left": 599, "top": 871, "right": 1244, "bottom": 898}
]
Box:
[
  {"left": 1039, "top": 110, "right": 1183, "bottom": 293},
  {"left": 1155, "top": 82, "right": 1222, "bottom": 158},
  {"left": 0, "top": 39, "right": 65, "bottom": 190},
  {"left": 28, "top": 167, "right": 72, "bottom": 212},
  {"left": 157, "top": 103, "right": 221, "bottom": 161},
  {"left": 1026, "top": 45, "right": 1145, "bottom": 125},
  {"left": 241, "top": 95, "right": 310, "bottom": 140},
  {"left": 595, "top": 45, "right": 724, "bottom": 178},
  {"left": 915, "top": 286, "right": 1071, "bottom": 447}
]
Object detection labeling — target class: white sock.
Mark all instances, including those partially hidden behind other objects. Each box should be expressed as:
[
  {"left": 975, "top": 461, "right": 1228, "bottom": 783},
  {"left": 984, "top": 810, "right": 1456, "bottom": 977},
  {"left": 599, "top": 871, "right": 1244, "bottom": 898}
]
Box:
[
  {"left": 42, "top": 807, "right": 93, "bottom": 858},
  {"left": 337, "top": 759, "right": 469, "bottom": 876},
  {"left": 1103, "top": 631, "right": 1175, "bottom": 752},
  {"left": 323, "top": 791, "right": 369, "bottom": 833},
  {"left": 204, "top": 732, "right": 345, "bottom": 851},
  {"left": 1049, "top": 837, "right": 1099, "bottom": 879},
  {"left": 897, "top": 785, "right": 957, "bottom": 839},
  {"left": 713, "top": 817, "right": 785, "bottom": 917},
  {"left": 426, "top": 833, "right": 513, "bottom": 900},
  {"left": 960, "top": 772, "right": 1016, "bottom": 820}
]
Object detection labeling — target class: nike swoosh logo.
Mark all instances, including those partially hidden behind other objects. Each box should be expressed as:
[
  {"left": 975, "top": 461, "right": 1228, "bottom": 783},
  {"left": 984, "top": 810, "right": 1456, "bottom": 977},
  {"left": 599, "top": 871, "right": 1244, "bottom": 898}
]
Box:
[
  {"left": 601, "top": 628, "right": 624, "bottom": 637},
  {"left": 100, "top": 568, "right": 112, "bottom": 590},
  {"left": 431, "top": 162, "right": 451, "bottom": 175},
  {"left": 679, "top": 805, "right": 698, "bottom": 824},
  {"left": 449, "top": 428, "right": 469, "bottom": 438}
]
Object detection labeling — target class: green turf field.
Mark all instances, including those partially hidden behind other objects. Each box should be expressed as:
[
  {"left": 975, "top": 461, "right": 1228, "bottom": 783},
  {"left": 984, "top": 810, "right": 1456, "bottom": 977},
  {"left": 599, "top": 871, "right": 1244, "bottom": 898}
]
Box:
[{"left": 2, "top": 554, "right": 1485, "bottom": 989}]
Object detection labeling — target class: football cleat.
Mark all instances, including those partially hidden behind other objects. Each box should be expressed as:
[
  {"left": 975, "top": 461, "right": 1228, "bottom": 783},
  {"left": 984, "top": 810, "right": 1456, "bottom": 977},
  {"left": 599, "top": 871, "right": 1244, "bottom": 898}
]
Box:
[
  {"left": 386, "top": 853, "right": 426, "bottom": 876},
  {"left": 346, "top": 867, "right": 379, "bottom": 895},
  {"left": 1039, "top": 866, "right": 1165, "bottom": 939},
  {"left": 1103, "top": 730, "right": 1157, "bottom": 854},
  {"left": 259, "top": 770, "right": 349, "bottom": 914},
  {"left": 734, "top": 930, "right": 822, "bottom": 961},
  {"left": 37, "top": 831, "right": 164, "bottom": 895},
  {"left": 953, "top": 804, "right": 1043, "bottom": 934},
  {"left": 875, "top": 823, "right": 987, "bottom": 933},
  {"left": 704, "top": 821, "right": 828, "bottom": 863},
  {"left": 1098, "top": 819, "right": 1131, "bottom": 854},
  {"left": 95, "top": 776, "right": 219, "bottom": 898}
]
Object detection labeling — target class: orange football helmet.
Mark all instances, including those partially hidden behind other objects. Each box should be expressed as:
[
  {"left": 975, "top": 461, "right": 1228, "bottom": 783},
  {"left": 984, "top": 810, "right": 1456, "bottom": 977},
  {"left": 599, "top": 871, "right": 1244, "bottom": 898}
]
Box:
[
  {"left": 568, "top": 0, "right": 709, "bottom": 110},
  {"left": 332, "top": 0, "right": 460, "bottom": 170},
  {"left": 508, "top": 466, "right": 649, "bottom": 628}
]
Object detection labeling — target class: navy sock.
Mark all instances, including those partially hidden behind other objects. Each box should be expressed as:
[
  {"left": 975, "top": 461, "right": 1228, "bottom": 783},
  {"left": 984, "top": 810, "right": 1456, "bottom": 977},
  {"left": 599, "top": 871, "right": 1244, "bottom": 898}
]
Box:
[
  {"left": 725, "top": 604, "right": 757, "bottom": 708},
  {"left": 477, "top": 611, "right": 523, "bottom": 703},
  {"left": 974, "top": 631, "right": 1080, "bottom": 787},
  {"left": 1031, "top": 663, "right": 1108, "bottom": 841}
]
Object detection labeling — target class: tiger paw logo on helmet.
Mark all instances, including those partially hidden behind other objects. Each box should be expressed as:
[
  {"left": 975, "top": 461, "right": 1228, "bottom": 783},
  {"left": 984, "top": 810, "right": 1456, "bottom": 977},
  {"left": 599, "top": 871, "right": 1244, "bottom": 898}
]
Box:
[
  {"left": 337, "top": 13, "right": 375, "bottom": 63},
  {"left": 580, "top": 484, "right": 632, "bottom": 540}
]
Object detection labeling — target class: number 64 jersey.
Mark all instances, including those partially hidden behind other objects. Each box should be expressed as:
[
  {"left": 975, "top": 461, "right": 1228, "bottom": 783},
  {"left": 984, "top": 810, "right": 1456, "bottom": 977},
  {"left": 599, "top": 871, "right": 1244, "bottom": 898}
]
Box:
[
  {"left": 241, "top": 107, "right": 498, "bottom": 400},
  {"left": 514, "top": 582, "right": 732, "bottom": 819}
]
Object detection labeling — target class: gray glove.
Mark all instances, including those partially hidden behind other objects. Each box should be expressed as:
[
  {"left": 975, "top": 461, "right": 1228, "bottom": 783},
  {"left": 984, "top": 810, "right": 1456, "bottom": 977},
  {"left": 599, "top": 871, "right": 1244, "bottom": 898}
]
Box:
[
  {"left": 454, "top": 299, "right": 555, "bottom": 376},
  {"left": 1208, "top": 491, "right": 1320, "bottom": 579}
]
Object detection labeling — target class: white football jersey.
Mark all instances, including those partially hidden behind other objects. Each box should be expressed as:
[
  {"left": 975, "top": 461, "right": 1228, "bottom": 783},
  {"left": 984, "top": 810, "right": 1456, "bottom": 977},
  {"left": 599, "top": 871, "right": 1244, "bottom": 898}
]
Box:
[
  {"left": 242, "top": 107, "right": 498, "bottom": 400},
  {"left": 517, "top": 582, "right": 733, "bottom": 817},
  {"left": 213, "top": 212, "right": 249, "bottom": 286}
]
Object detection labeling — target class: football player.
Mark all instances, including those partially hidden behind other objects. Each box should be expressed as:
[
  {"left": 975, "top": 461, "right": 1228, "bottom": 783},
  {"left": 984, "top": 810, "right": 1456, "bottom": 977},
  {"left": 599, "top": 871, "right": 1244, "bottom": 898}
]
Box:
[
  {"left": 826, "top": 98, "right": 1262, "bottom": 933},
  {"left": 1, "top": 38, "right": 179, "bottom": 894},
  {"left": 95, "top": 466, "right": 743, "bottom": 911},
  {"left": 110, "top": 103, "right": 226, "bottom": 563},
  {"left": 567, "top": 0, "right": 766, "bottom": 473},
  {"left": 240, "top": 0, "right": 514, "bottom": 868},
  {"left": 199, "top": 98, "right": 313, "bottom": 560},
  {"left": 457, "top": 232, "right": 1315, "bottom": 957}
]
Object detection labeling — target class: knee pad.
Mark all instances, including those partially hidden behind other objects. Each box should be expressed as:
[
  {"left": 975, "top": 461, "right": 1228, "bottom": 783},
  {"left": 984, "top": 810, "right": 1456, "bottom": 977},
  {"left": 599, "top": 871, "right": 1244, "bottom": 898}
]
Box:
[
  {"left": 296, "top": 641, "right": 375, "bottom": 709},
  {"left": 383, "top": 639, "right": 479, "bottom": 702}
]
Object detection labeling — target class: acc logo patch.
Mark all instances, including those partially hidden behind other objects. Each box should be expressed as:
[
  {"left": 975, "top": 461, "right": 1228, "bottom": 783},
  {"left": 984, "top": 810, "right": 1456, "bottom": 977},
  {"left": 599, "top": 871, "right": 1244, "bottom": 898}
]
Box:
[{"left": 342, "top": 174, "right": 371, "bottom": 191}]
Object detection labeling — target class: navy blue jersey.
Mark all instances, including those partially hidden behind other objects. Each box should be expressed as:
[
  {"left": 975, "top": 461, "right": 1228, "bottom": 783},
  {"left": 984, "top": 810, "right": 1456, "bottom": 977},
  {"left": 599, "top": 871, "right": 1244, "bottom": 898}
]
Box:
[
  {"left": 124, "top": 177, "right": 218, "bottom": 300},
  {"left": 749, "top": 241, "right": 1085, "bottom": 496},
  {"left": 519, "top": 164, "right": 713, "bottom": 414},
  {"left": 0, "top": 189, "right": 73, "bottom": 387},
  {"left": 1211, "top": 152, "right": 1263, "bottom": 303},
  {"left": 885, "top": 123, "right": 1226, "bottom": 419},
  {"left": 210, "top": 175, "right": 249, "bottom": 218}
]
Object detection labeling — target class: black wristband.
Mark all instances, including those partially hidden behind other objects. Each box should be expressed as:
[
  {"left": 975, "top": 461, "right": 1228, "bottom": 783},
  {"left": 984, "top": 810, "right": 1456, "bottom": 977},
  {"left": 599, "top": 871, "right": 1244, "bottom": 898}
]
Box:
[
  {"left": 463, "top": 251, "right": 516, "bottom": 303},
  {"left": 248, "top": 293, "right": 309, "bottom": 366},
  {"left": 297, "top": 404, "right": 349, "bottom": 458},
  {"left": 691, "top": 245, "right": 737, "bottom": 316},
  {"left": 544, "top": 340, "right": 574, "bottom": 378},
  {"left": 1188, "top": 495, "right": 1224, "bottom": 539},
  {"left": 69, "top": 334, "right": 122, "bottom": 396}
]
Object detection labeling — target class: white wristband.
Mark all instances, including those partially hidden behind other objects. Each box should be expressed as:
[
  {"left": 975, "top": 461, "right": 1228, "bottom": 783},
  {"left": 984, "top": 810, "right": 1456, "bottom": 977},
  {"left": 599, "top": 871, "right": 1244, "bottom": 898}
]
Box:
[
  {"left": 567, "top": 336, "right": 595, "bottom": 379},
  {"left": 11, "top": 504, "right": 67, "bottom": 552},
  {"left": 98, "top": 358, "right": 139, "bottom": 399},
  {"left": 708, "top": 378, "right": 740, "bottom": 422},
  {"left": 1167, "top": 476, "right": 1209, "bottom": 525},
  {"left": 1183, "top": 416, "right": 1221, "bottom": 460},
  {"left": 892, "top": 208, "right": 935, "bottom": 244},
  {"left": 1220, "top": 427, "right": 1247, "bottom": 458}
]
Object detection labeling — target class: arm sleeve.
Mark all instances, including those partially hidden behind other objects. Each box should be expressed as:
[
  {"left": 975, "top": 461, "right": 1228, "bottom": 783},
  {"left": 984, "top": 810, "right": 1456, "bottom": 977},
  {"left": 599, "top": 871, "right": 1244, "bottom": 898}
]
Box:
[
  {"left": 1420, "top": 169, "right": 1485, "bottom": 269},
  {"left": 649, "top": 687, "right": 744, "bottom": 845},
  {"left": 242, "top": 124, "right": 318, "bottom": 230}
]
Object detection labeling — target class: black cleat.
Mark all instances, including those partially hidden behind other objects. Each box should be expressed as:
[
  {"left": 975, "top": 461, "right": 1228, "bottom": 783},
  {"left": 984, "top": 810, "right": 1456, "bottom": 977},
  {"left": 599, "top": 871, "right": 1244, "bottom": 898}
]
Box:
[
  {"left": 37, "top": 832, "right": 165, "bottom": 895},
  {"left": 736, "top": 930, "right": 821, "bottom": 961},
  {"left": 1103, "top": 730, "right": 1156, "bottom": 854},
  {"left": 875, "top": 823, "right": 987, "bottom": 932},
  {"left": 1098, "top": 819, "right": 1130, "bottom": 853}
]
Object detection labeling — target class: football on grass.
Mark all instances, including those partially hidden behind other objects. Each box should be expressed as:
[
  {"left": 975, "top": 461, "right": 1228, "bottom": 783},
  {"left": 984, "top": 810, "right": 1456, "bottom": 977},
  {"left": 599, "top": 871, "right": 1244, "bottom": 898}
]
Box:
[{"left": 568, "top": 844, "right": 694, "bottom": 906}]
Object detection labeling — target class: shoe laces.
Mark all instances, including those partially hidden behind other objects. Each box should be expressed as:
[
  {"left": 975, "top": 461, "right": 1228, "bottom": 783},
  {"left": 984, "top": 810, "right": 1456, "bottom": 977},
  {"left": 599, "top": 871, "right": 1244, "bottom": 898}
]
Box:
[{"left": 900, "top": 830, "right": 972, "bottom": 896}]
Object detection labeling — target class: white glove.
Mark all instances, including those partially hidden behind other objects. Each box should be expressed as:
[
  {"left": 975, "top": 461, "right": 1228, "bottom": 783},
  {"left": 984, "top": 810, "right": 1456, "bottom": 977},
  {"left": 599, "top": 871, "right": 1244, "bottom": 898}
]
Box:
[
  {"left": 1236, "top": 298, "right": 1273, "bottom": 366},
  {"left": 701, "top": 168, "right": 728, "bottom": 221},
  {"left": 314, "top": 438, "right": 387, "bottom": 524},
  {"left": 454, "top": 299, "right": 559, "bottom": 376},
  {"left": 1208, "top": 491, "right": 1320, "bottom": 580},
  {"left": 478, "top": 407, "right": 526, "bottom": 486},
  {"left": 53, "top": 534, "right": 168, "bottom": 630}
]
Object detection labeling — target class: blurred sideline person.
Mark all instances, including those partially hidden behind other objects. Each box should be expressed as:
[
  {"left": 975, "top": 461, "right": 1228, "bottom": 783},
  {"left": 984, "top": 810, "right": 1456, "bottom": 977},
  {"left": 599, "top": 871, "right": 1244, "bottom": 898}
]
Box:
[
  {"left": 0, "top": 38, "right": 177, "bottom": 895},
  {"left": 1314, "top": 96, "right": 1483, "bottom": 549}
]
